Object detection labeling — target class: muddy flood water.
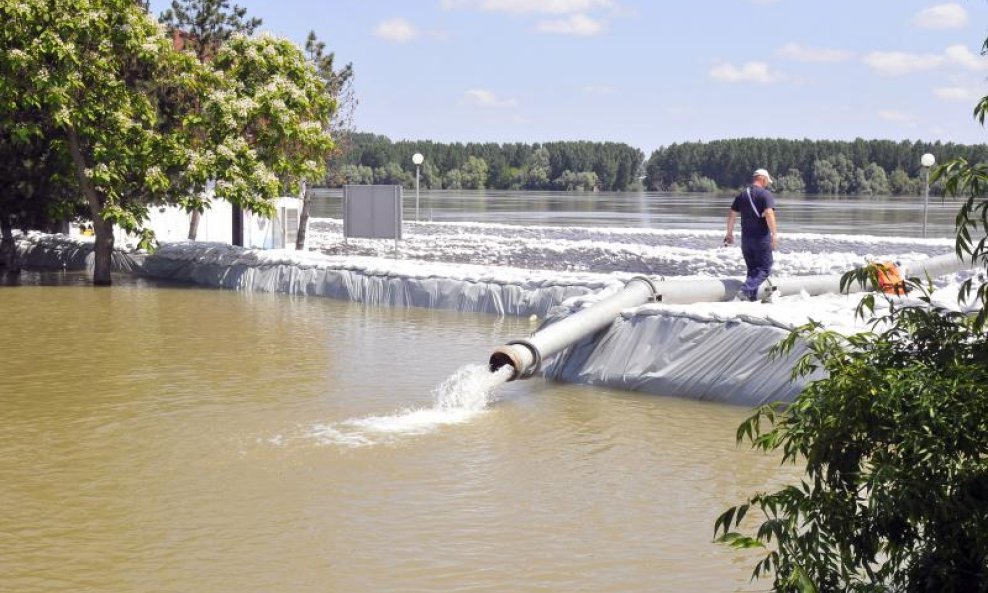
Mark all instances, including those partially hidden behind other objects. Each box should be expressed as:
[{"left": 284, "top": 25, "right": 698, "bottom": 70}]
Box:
[{"left": 1, "top": 273, "right": 794, "bottom": 592}]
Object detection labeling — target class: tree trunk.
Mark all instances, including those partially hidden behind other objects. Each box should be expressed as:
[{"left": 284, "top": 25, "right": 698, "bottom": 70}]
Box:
[
  {"left": 295, "top": 180, "right": 310, "bottom": 250},
  {"left": 188, "top": 209, "right": 201, "bottom": 240},
  {"left": 0, "top": 212, "right": 19, "bottom": 274},
  {"left": 231, "top": 204, "right": 243, "bottom": 247},
  {"left": 66, "top": 127, "right": 114, "bottom": 285}
]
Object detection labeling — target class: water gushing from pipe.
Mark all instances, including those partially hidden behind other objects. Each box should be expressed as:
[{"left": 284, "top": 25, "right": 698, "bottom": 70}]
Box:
[{"left": 308, "top": 365, "right": 513, "bottom": 447}]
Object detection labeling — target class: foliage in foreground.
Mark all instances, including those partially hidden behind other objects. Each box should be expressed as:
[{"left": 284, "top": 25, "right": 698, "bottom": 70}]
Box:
[{"left": 716, "top": 289, "right": 988, "bottom": 592}]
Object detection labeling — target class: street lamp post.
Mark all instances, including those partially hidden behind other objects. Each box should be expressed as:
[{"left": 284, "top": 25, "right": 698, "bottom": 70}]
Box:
[
  {"left": 412, "top": 153, "right": 424, "bottom": 222},
  {"left": 921, "top": 153, "right": 935, "bottom": 238}
]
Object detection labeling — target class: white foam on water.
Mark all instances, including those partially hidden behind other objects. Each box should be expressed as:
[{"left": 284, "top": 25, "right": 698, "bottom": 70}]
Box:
[{"left": 307, "top": 364, "right": 513, "bottom": 447}]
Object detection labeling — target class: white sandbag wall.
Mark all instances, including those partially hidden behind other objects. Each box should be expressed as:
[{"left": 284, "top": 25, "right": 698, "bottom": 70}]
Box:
[
  {"left": 142, "top": 243, "right": 615, "bottom": 317},
  {"left": 14, "top": 232, "right": 142, "bottom": 273},
  {"left": 541, "top": 304, "right": 812, "bottom": 405}
]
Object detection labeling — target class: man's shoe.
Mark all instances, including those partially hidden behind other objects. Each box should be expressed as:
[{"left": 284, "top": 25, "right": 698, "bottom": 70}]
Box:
[{"left": 761, "top": 288, "right": 780, "bottom": 304}]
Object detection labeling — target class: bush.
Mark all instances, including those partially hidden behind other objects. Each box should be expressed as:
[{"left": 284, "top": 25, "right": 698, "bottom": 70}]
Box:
[
  {"left": 716, "top": 281, "right": 988, "bottom": 592},
  {"left": 685, "top": 172, "right": 718, "bottom": 192}
]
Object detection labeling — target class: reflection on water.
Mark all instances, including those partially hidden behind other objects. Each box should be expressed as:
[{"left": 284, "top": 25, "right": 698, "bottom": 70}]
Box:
[
  {"left": 1, "top": 276, "right": 793, "bottom": 593},
  {"left": 311, "top": 188, "right": 959, "bottom": 238}
]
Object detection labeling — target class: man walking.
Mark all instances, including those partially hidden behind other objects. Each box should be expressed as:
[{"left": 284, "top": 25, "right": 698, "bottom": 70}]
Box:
[{"left": 724, "top": 168, "right": 778, "bottom": 302}]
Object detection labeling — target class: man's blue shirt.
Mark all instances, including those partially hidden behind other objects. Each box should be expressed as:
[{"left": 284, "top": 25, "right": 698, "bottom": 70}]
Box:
[{"left": 731, "top": 185, "right": 776, "bottom": 244}]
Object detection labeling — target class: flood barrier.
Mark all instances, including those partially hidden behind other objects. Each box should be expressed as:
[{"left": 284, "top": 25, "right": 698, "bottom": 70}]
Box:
[
  {"left": 489, "top": 253, "right": 972, "bottom": 403},
  {"left": 142, "top": 243, "right": 615, "bottom": 317},
  {"left": 13, "top": 232, "right": 142, "bottom": 273}
]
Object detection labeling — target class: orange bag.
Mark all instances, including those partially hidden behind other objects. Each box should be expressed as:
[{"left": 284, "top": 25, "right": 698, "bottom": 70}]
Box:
[{"left": 875, "top": 262, "right": 907, "bottom": 295}]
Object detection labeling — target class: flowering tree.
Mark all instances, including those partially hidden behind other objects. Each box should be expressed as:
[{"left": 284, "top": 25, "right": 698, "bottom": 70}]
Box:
[
  {"left": 159, "top": 0, "right": 260, "bottom": 240},
  {"left": 296, "top": 29, "right": 353, "bottom": 250},
  {"left": 0, "top": 0, "right": 334, "bottom": 284}
]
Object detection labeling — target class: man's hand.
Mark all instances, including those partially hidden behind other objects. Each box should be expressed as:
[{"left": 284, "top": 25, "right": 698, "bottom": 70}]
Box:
[{"left": 723, "top": 234, "right": 734, "bottom": 246}]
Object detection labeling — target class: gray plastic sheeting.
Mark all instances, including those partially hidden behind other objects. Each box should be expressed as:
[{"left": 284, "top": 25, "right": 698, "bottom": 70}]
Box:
[
  {"left": 14, "top": 232, "right": 142, "bottom": 273},
  {"left": 542, "top": 307, "right": 812, "bottom": 406},
  {"left": 143, "top": 243, "right": 603, "bottom": 317}
]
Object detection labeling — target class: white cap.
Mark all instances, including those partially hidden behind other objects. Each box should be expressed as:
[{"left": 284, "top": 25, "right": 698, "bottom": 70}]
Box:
[{"left": 752, "top": 168, "right": 772, "bottom": 184}]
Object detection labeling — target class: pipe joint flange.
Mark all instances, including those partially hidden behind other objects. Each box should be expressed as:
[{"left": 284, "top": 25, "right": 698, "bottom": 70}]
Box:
[
  {"left": 629, "top": 275, "right": 661, "bottom": 302},
  {"left": 506, "top": 339, "right": 542, "bottom": 379}
]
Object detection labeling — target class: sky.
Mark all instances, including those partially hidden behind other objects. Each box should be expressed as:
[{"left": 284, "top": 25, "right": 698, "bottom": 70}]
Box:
[{"left": 150, "top": 0, "right": 988, "bottom": 152}]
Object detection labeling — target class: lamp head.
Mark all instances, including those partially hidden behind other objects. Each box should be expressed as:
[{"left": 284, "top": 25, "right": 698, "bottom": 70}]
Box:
[
  {"left": 921, "top": 153, "right": 935, "bottom": 168},
  {"left": 412, "top": 153, "right": 424, "bottom": 166}
]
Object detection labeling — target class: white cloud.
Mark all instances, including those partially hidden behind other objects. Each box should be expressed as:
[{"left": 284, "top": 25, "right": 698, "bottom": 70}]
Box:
[
  {"left": 944, "top": 44, "right": 988, "bottom": 71},
  {"left": 464, "top": 89, "right": 519, "bottom": 108},
  {"left": 441, "top": 0, "right": 614, "bottom": 14},
  {"left": 912, "top": 3, "right": 968, "bottom": 29},
  {"left": 878, "top": 109, "right": 914, "bottom": 123},
  {"left": 934, "top": 86, "right": 980, "bottom": 101},
  {"left": 863, "top": 45, "right": 988, "bottom": 76},
  {"left": 709, "top": 61, "right": 782, "bottom": 84},
  {"left": 537, "top": 13, "right": 604, "bottom": 36},
  {"left": 373, "top": 18, "right": 417, "bottom": 42},
  {"left": 777, "top": 42, "right": 853, "bottom": 63},
  {"left": 862, "top": 51, "right": 944, "bottom": 76}
]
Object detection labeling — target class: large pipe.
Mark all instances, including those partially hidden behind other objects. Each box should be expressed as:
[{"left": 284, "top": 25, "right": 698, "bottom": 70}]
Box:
[
  {"left": 489, "top": 253, "right": 971, "bottom": 381},
  {"left": 490, "top": 276, "right": 659, "bottom": 381}
]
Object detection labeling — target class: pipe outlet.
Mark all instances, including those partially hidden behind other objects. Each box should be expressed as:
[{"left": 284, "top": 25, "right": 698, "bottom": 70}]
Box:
[{"left": 489, "top": 341, "right": 538, "bottom": 382}]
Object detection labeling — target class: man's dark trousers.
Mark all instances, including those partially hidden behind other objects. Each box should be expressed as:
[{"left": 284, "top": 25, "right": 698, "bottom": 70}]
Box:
[{"left": 740, "top": 238, "right": 773, "bottom": 301}]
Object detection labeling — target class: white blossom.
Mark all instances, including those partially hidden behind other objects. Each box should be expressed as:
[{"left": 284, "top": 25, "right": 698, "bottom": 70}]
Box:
[{"left": 216, "top": 143, "right": 235, "bottom": 160}]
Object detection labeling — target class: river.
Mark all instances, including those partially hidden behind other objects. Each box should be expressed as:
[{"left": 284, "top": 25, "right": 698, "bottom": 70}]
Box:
[
  {"left": 1, "top": 272, "right": 792, "bottom": 593},
  {"left": 309, "top": 188, "right": 959, "bottom": 238}
]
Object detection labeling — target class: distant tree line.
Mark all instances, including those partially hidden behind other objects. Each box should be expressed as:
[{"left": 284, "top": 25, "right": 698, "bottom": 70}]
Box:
[
  {"left": 644, "top": 138, "right": 988, "bottom": 195},
  {"left": 327, "top": 136, "right": 988, "bottom": 196},
  {"left": 331, "top": 134, "right": 645, "bottom": 192}
]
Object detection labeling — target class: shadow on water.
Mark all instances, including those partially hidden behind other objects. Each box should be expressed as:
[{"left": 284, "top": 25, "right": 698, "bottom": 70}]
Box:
[{"left": 0, "top": 268, "right": 217, "bottom": 291}]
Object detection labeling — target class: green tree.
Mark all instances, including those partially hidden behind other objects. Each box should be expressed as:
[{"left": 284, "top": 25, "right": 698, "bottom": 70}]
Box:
[
  {"left": 685, "top": 172, "right": 718, "bottom": 192},
  {"left": 523, "top": 147, "right": 552, "bottom": 189},
  {"left": 0, "top": 0, "right": 333, "bottom": 284},
  {"left": 889, "top": 168, "right": 916, "bottom": 195},
  {"left": 775, "top": 168, "right": 806, "bottom": 194},
  {"left": 0, "top": 114, "right": 81, "bottom": 271},
  {"left": 442, "top": 168, "right": 464, "bottom": 190},
  {"left": 852, "top": 163, "right": 890, "bottom": 196},
  {"left": 1, "top": 0, "right": 203, "bottom": 284},
  {"left": 374, "top": 162, "right": 412, "bottom": 186},
  {"left": 460, "top": 156, "right": 489, "bottom": 190},
  {"left": 811, "top": 159, "right": 843, "bottom": 194},
  {"left": 339, "top": 164, "right": 373, "bottom": 184},
  {"left": 160, "top": 0, "right": 261, "bottom": 62},
  {"left": 421, "top": 160, "right": 440, "bottom": 189},
  {"left": 553, "top": 170, "right": 599, "bottom": 191},
  {"left": 295, "top": 29, "right": 353, "bottom": 249},
  {"left": 160, "top": 0, "right": 262, "bottom": 240}
]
